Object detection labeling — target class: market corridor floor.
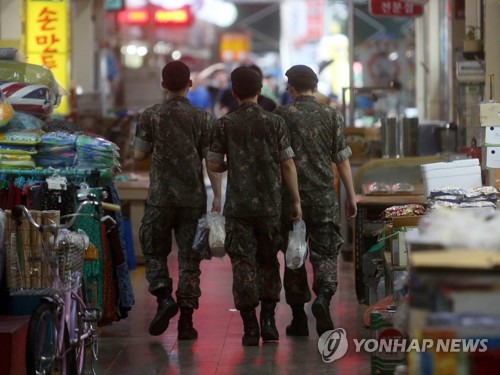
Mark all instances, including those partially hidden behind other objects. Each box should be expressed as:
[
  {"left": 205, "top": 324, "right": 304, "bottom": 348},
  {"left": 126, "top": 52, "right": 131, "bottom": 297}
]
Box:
[{"left": 92, "top": 248, "right": 371, "bottom": 374}]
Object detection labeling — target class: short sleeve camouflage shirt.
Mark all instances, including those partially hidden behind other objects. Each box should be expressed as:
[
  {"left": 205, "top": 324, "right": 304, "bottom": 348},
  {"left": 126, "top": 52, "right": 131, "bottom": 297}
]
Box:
[
  {"left": 274, "top": 95, "right": 352, "bottom": 207},
  {"left": 207, "top": 102, "right": 294, "bottom": 217},
  {"left": 133, "top": 96, "right": 214, "bottom": 207}
]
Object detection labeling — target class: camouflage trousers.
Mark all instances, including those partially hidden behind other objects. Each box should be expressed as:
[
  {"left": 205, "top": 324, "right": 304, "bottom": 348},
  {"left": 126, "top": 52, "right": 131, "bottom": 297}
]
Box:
[
  {"left": 281, "top": 204, "right": 343, "bottom": 305},
  {"left": 139, "top": 205, "right": 204, "bottom": 309},
  {"left": 225, "top": 216, "right": 282, "bottom": 310}
]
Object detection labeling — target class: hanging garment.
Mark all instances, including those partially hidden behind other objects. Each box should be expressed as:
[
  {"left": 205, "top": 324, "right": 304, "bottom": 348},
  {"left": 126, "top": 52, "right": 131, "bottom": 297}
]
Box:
[
  {"left": 107, "top": 184, "right": 135, "bottom": 312},
  {"left": 5, "top": 180, "right": 22, "bottom": 210},
  {"left": 30, "top": 183, "right": 44, "bottom": 210},
  {"left": 99, "top": 221, "right": 119, "bottom": 326},
  {"left": 73, "top": 187, "right": 103, "bottom": 314},
  {"left": 41, "top": 181, "right": 77, "bottom": 219}
]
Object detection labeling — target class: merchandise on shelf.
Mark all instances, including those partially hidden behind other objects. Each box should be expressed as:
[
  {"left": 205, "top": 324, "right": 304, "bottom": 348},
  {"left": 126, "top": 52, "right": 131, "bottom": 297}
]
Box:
[
  {"left": 0, "top": 81, "right": 57, "bottom": 116},
  {"left": 35, "top": 132, "right": 121, "bottom": 170},
  {"left": 0, "top": 60, "right": 61, "bottom": 106},
  {"left": 1, "top": 172, "right": 134, "bottom": 325},
  {"left": 0, "top": 90, "right": 14, "bottom": 127}
]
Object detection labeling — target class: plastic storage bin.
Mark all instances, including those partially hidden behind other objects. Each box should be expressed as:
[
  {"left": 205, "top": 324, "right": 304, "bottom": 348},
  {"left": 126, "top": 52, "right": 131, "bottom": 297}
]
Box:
[{"left": 421, "top": 158, "right": 482, "bottom": 197}]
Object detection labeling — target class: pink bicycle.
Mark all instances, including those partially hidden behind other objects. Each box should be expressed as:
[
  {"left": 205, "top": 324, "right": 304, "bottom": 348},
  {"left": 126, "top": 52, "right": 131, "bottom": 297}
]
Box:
[{"left": 9, "top": 195, "right": 116, "bottom": 375}]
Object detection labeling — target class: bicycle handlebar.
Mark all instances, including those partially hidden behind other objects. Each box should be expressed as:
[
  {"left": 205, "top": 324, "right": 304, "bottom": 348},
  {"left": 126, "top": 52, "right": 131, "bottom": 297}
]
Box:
[
  {"left": 12, "top": 194, "right": 117, "bottom": 234},
  {"left": 101, "top": 202, "right": 121, "bottom": 212}
]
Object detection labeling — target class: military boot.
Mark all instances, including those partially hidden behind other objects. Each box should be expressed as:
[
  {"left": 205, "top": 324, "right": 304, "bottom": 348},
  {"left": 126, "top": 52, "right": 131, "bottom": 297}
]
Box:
[
  {"left": 260, "top": 301, "right": 279, "bottom": 342},
  {"left": 177, "top": 307, "right": 198, "bottom": 340},
  {"left": 311, "top": 289, "right": 334, "bottom": 336},
  {"left": 286, "top": 304, "right": 309, "bottom": 336},
  {"left": 149, "top": 295, "right": 179, "bottom": 336},
  {"left": 240, "top": 308, "right": 260, "bottom": 346}
]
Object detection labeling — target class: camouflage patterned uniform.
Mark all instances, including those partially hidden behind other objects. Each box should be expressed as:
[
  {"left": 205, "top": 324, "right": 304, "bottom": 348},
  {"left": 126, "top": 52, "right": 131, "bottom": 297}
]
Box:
[
  {"left": 133, "top": 96, "right": 213, "bottom": 309},
  {"left": 274, "top": 95, "right": 352, "bottom": 305},
  {"left": 207, "top": 102, "right": 295, "bottom": 310}
]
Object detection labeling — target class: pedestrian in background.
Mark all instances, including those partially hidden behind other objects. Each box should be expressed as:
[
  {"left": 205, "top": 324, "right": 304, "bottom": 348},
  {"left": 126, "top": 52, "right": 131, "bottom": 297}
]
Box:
[
  {"left": 133, "top": 61, "right": 222, "bottom": 339},
  {"left": 274, "top": 65, "right": 357, "bottom": 337},
  {"left": 187, "top": 71, "right": 213, "bottom": 113},
  {"left": 216, "top": 64, "right": 277, "bottom": 115},
  {"left": 206, "top": 66, "right": 302, "bottom": 346}
]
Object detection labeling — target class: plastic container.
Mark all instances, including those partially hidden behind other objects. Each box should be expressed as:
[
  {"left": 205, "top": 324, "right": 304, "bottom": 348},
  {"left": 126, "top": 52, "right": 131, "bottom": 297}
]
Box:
[
  {"left": 434, "top": 123, "right": 457, "bottom": 153},
  {"left": 420, "top": 158, "right": 482, "bottom": 197},
  {"left": 382, "top": 117, "right": 398, "bottom": 158}
]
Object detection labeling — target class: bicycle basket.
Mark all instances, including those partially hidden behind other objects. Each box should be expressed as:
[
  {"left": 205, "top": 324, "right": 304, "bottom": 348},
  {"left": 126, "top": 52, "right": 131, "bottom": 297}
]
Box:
[
  {"left": 55, "top": 229, "right": 89, "bottom": 290},
  {"left": 6, "top": 209, "right": 90, "bottom": 296}
]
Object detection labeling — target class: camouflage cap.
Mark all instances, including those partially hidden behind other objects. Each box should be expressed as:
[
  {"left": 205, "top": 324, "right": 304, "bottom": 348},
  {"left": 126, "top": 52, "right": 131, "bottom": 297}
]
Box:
[{"left": 285, "top": 65, "right": 318, "bottom": 86}]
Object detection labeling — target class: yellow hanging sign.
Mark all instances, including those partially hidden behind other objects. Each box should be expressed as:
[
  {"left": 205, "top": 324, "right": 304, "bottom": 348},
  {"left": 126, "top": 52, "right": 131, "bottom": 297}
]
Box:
[{"left": 25, "top": 0, "right": 70, "bottom": 114}]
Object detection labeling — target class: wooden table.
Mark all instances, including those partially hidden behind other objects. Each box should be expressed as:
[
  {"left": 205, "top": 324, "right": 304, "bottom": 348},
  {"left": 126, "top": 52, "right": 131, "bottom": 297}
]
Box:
[
  {"left": 353, "top": 193, "right": 426, "bottom": 304},
  {"left": 114, "top": 176, "right": 149, "bottom": 264}
]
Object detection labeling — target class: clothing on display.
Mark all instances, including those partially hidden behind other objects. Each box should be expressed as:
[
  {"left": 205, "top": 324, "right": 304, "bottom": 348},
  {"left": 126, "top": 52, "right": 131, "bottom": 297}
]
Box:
[{"left": 0, "top": 171, "right": 134, "bottom": 325}]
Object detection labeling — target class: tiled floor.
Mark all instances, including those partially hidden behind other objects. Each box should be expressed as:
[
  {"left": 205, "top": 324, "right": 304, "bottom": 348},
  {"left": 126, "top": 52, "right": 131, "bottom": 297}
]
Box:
[{"left": 92, "top": 248, "right": 371, "bottom": 375}]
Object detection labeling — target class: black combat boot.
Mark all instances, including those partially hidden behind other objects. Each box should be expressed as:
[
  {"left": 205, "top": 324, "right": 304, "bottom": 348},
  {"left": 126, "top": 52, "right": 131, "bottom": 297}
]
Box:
[
  {"left": 240, "top": 308, "right": 260, "bottom": 346},
  {"left": 311, "top": 289, "right": 334, "bottom": 336},
  {"left": 260, "top": 301, "right": 279, "bottom": 342},
  {"left": 285, "top": 304, "right": 309, "bottom": 336},
  {"left": 178, "top": 307, "right": 198, "bottom": 340},
  {"left": 149, "top": 295, "right": 179, "bottom": 336}
]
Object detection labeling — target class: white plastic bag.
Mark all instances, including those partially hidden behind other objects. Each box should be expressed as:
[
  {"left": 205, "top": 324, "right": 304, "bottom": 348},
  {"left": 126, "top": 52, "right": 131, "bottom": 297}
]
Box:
[
  {"left": 207, "top": 212, "right": 226, "bottom": 257},
  {"left": 286, "top": 220, "right": 308, "bottom": 269}
]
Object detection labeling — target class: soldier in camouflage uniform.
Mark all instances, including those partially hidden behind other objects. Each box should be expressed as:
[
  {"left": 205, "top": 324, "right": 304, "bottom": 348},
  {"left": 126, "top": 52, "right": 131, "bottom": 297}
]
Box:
[
  {"left": 133, "top": 61, "right": 222, "bottom": 339},
  {"left": 274, "top": 65, "right": 357, "bottom": 337},
  {"left": 206, "top": 66, "right": 302, "bottom": 346}
]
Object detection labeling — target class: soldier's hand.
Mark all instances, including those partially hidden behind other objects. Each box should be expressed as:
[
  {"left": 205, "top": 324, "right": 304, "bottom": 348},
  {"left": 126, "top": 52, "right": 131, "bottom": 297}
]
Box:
[
  {"left": 345, "top": 197, "right": 357, "bottom": 219},
  {"left": 212, "top": 196, "right": 221, "bottom": 213},
  {"left": 289, "top": 202, "right": 302, "bottom": 221}
]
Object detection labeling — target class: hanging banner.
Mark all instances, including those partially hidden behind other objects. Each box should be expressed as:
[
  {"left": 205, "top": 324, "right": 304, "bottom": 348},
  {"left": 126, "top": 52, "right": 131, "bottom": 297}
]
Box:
[
  {"left": 369, "top": 0, "right": 424, "bottom": 17},
  {"left": 306, "top": 0, "right": 324, "bottom": 42},
  {"left": 25, "top": 0, "right": 70, "bottom": 114}
]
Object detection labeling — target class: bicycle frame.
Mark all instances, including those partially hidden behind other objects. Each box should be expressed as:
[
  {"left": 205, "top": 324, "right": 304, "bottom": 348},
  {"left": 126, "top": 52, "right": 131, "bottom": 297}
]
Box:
[
  {"left": 32, "top": 274, "right": 97, "bottom": 375},
  {"left": 13, "top": 196, "right": 112, "bottom": 375}
]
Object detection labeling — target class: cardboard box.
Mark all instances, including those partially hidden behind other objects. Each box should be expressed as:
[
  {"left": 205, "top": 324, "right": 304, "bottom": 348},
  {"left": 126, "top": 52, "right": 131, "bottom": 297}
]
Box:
[
  {"left": 386, "top": 217, "right": 421, "bottom": 267},
  {"left": 479, "top": 103, "right": 500, "bottom": 126},
  {"left": 392, "top": 216, "right": 421, "bottom": 228},
  {"left": 483, "top": 147, "right": 500, "bottom": 169},
  {"left": 421, "top": 159, "right": 482, "bottom": 196},
  {"left": 474, "top": 126, "right": 500, "bottom": 146},
  {"left": 397, "top": 229, "right": 420, "bottom": 267}
]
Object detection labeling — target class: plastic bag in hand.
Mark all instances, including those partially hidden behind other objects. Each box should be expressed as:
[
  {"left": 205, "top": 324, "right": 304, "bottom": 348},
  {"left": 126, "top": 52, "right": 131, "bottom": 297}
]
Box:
[
  {"left": 192, "top": 215, "right": 212, "bottom": 260},
  {"left": 207, "top": 212, "right": 226, "bottom": 257},
  {"left": 286, "top": 220, "right": 308, "bottom": 270}
]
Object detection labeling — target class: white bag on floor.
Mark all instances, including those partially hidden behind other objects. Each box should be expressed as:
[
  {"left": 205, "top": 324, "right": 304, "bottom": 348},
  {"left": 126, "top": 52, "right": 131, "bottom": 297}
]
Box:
[
  {"left": 207, "top": 212, "right": 226, "bottom": 257},
  {"left": 286, "top": 220, "right": 308, "bottom": 269}
]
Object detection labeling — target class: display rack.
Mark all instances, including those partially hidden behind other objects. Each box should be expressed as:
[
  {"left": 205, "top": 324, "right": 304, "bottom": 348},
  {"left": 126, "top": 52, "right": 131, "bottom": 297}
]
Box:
[{"left": 0, "top": 167, "right": 114, "bottom": 185}]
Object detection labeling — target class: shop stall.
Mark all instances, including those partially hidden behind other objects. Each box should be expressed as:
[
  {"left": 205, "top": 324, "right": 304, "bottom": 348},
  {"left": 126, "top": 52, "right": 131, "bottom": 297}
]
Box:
[
  {"left": 358, "top": 178, "right": 500, "bottom": 374},
  {"left": 0, "top": 51, "right": 134, "bottom": 328}
]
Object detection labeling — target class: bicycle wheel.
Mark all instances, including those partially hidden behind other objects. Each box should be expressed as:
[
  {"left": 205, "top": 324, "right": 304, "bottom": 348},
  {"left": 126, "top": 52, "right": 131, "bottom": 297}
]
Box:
[{"left": 26, "top": 301, "right": 70, "bottom": 374}]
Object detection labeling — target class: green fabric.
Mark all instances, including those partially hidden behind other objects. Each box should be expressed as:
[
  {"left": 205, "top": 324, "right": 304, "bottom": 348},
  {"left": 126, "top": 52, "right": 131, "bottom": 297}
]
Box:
[{"left": 73, "top": 188, "right": 103, "bottom": 312}]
